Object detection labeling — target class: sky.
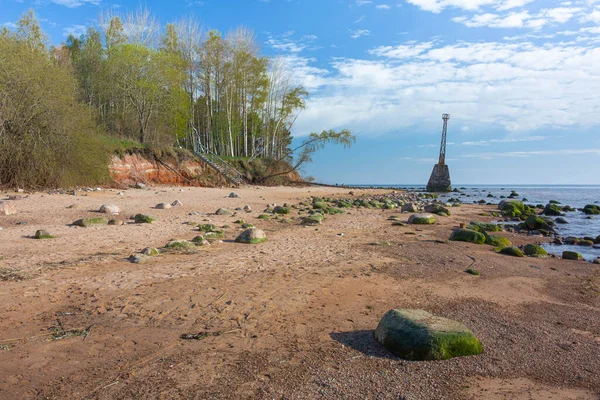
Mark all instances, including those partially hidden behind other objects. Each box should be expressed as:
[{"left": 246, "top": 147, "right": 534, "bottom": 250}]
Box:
[{"left": 2, "top": 0, "right": 600, "bottom": 185}]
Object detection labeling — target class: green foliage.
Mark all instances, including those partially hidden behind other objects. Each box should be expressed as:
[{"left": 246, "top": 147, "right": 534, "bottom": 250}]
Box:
[{"left": 0, "top": 12, "right": 110, "bottom": 188}]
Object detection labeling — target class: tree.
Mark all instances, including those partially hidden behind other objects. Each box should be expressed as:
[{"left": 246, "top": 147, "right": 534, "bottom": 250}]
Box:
[
  {"left": 265, "top": 129, "right": 356, "bottom": 179},
  {"left": 0, "top": 11, "right": 109, "bottom": 187}
]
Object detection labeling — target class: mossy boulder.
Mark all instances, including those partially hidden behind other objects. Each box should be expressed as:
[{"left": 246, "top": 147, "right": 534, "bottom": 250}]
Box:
[
  {"left": 583, "top": 204, "right": 600, "bottom": 215},
  {"left": 408, "top": 213, "right": 436, "bottom": 225},
  {"left": 594, "top": 235, "right": 600, "bottom": 245},
  {"left": 499, "top": 246, "right": 524, "bottom": 257},
  {"left": 141, "top": 247, "right": 160, "bottom": 256},
  {"left": 34, "top": 230, "right": 55, "bottom": 239},
  {"left": 501, "top": 203, "right": 522, "bottom": 218},
  {"left": 373, "top": 309, "right": 483, "bottom": 361},
  {"left": 301, "top": 214, "right": 324, "bottom": 225},
  {"left": 468, "top": 221, "right": 501, "bottom": 232},
  {"left": 449, "top": 229, "right": 486, "bottom": 244},
  {"left": 486, "top": 235, "right": 511, "bottom": 248},
  {"left": 72, "top": 217, "right": 108, "bottom": 227},
  {"left": 241, "top": 223, "right": 255, "bottom": 229},
  {"left": 235, "top": 228, "right": 267, "bottom": 244},
  {"left": 257, "top": 214, "right": 271, "bottom": 220},
  {"left": 525, "top": 215, "right": 554, "bottom": 231},
  {"left": 204, "top": 230, "right": 224, "bottom": 239},
  {"left": 498, "top": 199, "right": 524, "bottom": 211},
  {"left": 542, "top": 203, "right": 563, "bottom": 216},
  {"left": 465, "top": 268, "right": 480, "bottom": 276},
  {"left": 523, "top": 244, "right": 548, "bottom": 258},
  {"left": 165, "top": 240, "right": 195, "bottom": 249},
  {"left": 424, "top": 204, "right": 450, "bottom": 216},
  {"left": 199, "top": 224, "right": 216, "bottom": 232},
  {"left": 273, "top": 206, "right": 290, "bottom": 215},
  {"left": 191, "top": 236, "right": 210, "bottom": 246},
  {"left": 577, "top": 239, "right": 594, "bottom": 247},
  {"left": 562, "top": 251, "right": 583, "bottom": 261},
  {"left": 215, "top": 208, "right": 233, "bottom": 216},
  {"left": 134, "top": 214, "right": 155, "bottom": 224}
]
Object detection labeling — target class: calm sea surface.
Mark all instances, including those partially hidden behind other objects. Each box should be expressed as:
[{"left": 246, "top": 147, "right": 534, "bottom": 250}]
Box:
[{"left": 351, "top": 184, "right": 600, "bottom": 261}]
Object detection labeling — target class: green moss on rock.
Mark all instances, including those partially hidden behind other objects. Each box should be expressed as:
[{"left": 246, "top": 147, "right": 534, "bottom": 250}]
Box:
[
  {"left": 134, "top": 214, "right": 155, "bottom": 224},
  {"left": 408, "top": 213, "right": 436, "bottom": 225},
  {"left": 499, "top": 246, "right": 525, "bottom": 257},
  {"left": 468, "top": 221, "right": 501, "bottom": 232},
  {"left": 373, "top": 309, "right": 483, "bottom": 360},
  {"left": 523, "top": 244, "right": 548, "bottom": 257},
  {"left": 34, "top": 230, "right": 55, "bottom": 239},
  {"left": 562, "top": 251, "right": 583, "bottom": 261},
  {"left": 486, "top": 235, "right": 511, "bottom": 248},
  {"left": 72, "top": 217, "right": 108, "bottom": 227},
  {"left": 449, "top": 229, "right": 486, "bottom": 244},
  {"left": 235, "top": 228, "right": 267, "bottom": 244}
]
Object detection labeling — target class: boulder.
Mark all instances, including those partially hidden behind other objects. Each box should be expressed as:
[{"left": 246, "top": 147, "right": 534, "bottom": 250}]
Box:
[
  {"left": 523, "top": 244, "right": 548, "bottom": 258},
  {"left": 165, "top": 240, "right": 195, "bottom": 249},
  {"left": 525, "top": 215, "right": 553, "bottom": 231},
  {"left": 449, "top": 229, "right": 486, "bottom": 244},
  {"left": 542, "top": 203, "right": 563, "bottom": 216},
  {"left": 229, "top": 192, "right": 240, "bottom": 198},
  {"left": 216, "top": 208, "right": 233, "bottom": 216},
  {"left": 273, "top": 206, "right": 290, "bottom": 215},
  {"left": 401, "top": 203, "right": 417, "bottom": 213},
  {"left": 486, "top": 235, "right": 511, "bottom": 248},
  {"left": 128, "top": 254, "right": 147, "bottom": 264},
  {"left": 156, "top": 203, "right": 172, "bottom": 210},
  {"left": 171, "top": 200, "right": 183, "bottom": 207},
  {"left": 373, "top": 309, "right": 483, "bottom": 361},
  {"left": 34, "top": 230, "right": 55, "bottom": 239},
  {"left": 555, "top": 217, "right": 568, "bottom": 224},
  {"left": 562, "top": 251, "right": 583, "bottom": 261},
  {"left": 408, "top": 213, "right": 436, "bottom": 225},
  {"left": 583, "top": 204, "right": 600, "bottom": 215},
  {"left": 424, "top": 204, "right": 450, "bottom": 216},
  {"left": 134, "top": 182, "right": 147, "bottom": 190},
  {"left": 301, "top": 215, "right": 323, "bottom": 225},
  {"left": 235, "top": 228, "right": 267, "bottom": 244},
  {"left": 72, "top": 217, "right": 108, "bottom": 227},
  {"left": 134, "top": 214, "right": 155, "bottom": 224},
  {"left": 468, "top": 221, "right": 501, "bottom": 232},
  {"left": 108, "top": 219, "right": 124, "bottom": 226},
  {"left": 141, "top": 247, "right": 160, "bottom": 256},
  {"left": 497, "top": 199, "right": 524, "bottom": 211},
  {"left": 99, "top": 204, "right": 120, "bottom": 214},
  {"left": 243, "top": 205, "right": 252, "bottom": 213},
  {"left": 499, "top": 247, "right": 525, "bottom": 257},
  {"left": 594, "top": 235, "right": 600, "bottom": 245},
  {"left": 0, "top": 201, "right": 17, "bottom": 216}
]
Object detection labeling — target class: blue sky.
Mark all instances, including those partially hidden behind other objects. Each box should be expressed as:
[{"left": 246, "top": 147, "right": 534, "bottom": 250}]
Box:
[{"left": 3, "top": 0, "right": 600, "bottom": 185}]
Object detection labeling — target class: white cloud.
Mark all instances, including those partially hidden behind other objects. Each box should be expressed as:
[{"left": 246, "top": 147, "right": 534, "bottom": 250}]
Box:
[
  {"left": 376, "top": 4, "right": 392, "bottom": 9},
  {"left": 287, "top": 40, "right": 600, "bottom": 137},
  {"left": 348, "top": 29, "right": 371, "bottom": 38},
  {"left": 50, "top": 0, "right": 101, "bottom": 7},
  {"left": 63, "top": 24, "right": 88, "bottom": 37},
  {"left": 266, "top": 33, "right": 319, "bottom": 53}
]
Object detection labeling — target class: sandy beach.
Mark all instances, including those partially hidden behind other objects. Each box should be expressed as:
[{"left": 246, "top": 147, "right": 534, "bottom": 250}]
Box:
[{"left": 0, "top": 185, "right": 598, "bottom": 399}]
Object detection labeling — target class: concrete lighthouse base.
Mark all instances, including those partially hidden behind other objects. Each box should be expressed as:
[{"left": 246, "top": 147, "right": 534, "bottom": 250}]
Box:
[{"left": 427, "top": 164, "right": 451, "bottom": 192}]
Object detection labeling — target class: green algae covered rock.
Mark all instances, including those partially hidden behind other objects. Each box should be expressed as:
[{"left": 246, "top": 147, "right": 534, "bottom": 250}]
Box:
[
  {"left": 72, "top": 217, "right": 108, "bottom": 227},
  {"left": 499, "top": 246, "right": 525, "bottom": 257},
  {"left": 235, "top": 228, "right": 267, "bottom": 244},
  {"left": 374, "top": 309, "right": 483, "bottom": 360},
  {"left": 595, "top": 235, "right": 600, "bottom": 245},
  {"left": 34, "top": 229, "right": 55, "bottom": 239},
  {"left": 273, "top": 206, "right": 290, "bottom": 215},
  {"left": 468, "top": 221, "right": 501, "bottom": 232},
  {"left": 257, "top": 214, "right": 271, "bottom": 220},
  {"left": 134, "top": 214, "right": 155, "bottom": 224},
  {"left": 486, "top": 235, "right": 511, "bottom": 248},
  {"left": 523, "top": 244, "right": 548, "bottom": 258},
  {"left": 449, "top": 229, "right": 486, "bottom": 244},
  {"left": 542, "top": 203, "right": 564, "bottom": 216},
  {"left": 408, "top": 213, "right": 436, "bottom": 225},
  {"left": 165, "top": 240, "right": 195, "bottom": 249},
  {"left": 583, "top": 204, "right": 600, "bottom": 215},
  {"left": 525, "top": 215, "right": 554, "bottom": 231},
  {"left": 563, "top": 251, "right": 583, "bottom": 261}
]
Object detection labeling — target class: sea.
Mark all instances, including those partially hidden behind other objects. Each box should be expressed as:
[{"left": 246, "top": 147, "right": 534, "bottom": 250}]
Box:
[{"left": 351, "top": 184, "right": 600, "bottom": 262}]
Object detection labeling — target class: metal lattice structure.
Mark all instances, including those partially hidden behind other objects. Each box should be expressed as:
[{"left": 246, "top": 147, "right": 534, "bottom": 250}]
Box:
[{"left": 438, "top": 113, "right": 450, "bottom": 165}]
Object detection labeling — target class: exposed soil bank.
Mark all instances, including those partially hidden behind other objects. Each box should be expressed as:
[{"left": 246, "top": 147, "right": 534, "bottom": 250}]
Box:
[{"left": 109, "top": 153, "right": 228, "bottom": 187}]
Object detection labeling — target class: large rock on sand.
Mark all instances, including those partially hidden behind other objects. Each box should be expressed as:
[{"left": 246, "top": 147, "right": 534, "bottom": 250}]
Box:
[
  {"left": 408, "top": 213, "right": 436, "bottom": 225},
  {"left": 235, "top": 228, "right": 267, "bottom": 244},
  {"left": 99, "top": 204, "right": 120, "bottom": 214},
  {"left": 374, "top": 309, "right": 483, "bottom": 361},
  {"left": 0, "top": 201, "right": 17, "bottom": 216}
]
